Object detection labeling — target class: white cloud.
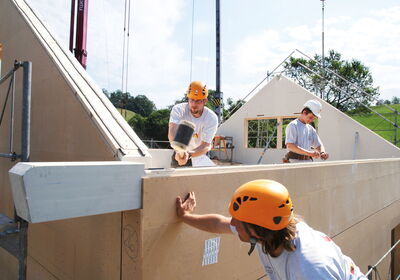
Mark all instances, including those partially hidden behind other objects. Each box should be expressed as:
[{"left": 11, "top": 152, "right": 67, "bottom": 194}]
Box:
[
  {"left": 287, "top": 25, "right": 313, "bottom": 42},
  {"left": 227, "top": 5, "right": 400, "bottom": 103},
  {"left": 86, "top": 0, "right": 188, "bottom": 107}
]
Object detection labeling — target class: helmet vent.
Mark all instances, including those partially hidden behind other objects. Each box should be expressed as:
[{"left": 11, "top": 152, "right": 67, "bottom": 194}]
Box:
[
  {"left": 286, "top": 200, "right": 289, "bottom": 204},
  {"left": 273, "top": 216, "right": 282, "bottom": 225},
  {"left": 278, "top": 204, "right": 285, "bottom": 208},
  {"left": 232, "top": 196, "right": 258, "bottom": 212}
]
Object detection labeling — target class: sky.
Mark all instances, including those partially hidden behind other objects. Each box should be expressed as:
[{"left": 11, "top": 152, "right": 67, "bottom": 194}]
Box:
[{"left": 26, "top": 0, "right": 400, "bottom": 109}]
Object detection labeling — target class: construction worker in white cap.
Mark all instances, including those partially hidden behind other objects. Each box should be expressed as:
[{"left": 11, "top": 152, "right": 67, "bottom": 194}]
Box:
[
  {"left": 283, "top": 99, "right": 329, "bottom": 163},
  {"left": 176, "top": 179, "right": 367, "bottom": 279},
  {"left": 168, "top": 81, "right": 218, "bottom": 167}
]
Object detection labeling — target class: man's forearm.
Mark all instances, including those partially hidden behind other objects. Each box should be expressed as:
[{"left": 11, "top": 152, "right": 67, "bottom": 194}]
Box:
[
  {"left": 168, "top": 123, "right": 178, "bottom": 143},
  {"left": 190, "top": 142, "right": 211, "bottom": 157},
  {"left": 181, "top": 213, "right": 232, "bottom": 234}
]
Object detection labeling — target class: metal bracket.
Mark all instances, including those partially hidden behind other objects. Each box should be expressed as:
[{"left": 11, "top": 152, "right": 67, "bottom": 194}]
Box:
[{"left": 0, "top": 213, "right": 27, "bottom": 279}]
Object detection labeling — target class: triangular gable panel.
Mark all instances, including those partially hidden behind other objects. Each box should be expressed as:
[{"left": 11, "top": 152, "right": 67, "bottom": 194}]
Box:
[{"left": 0, "top": 0, "right": 150, "bottom": 161}]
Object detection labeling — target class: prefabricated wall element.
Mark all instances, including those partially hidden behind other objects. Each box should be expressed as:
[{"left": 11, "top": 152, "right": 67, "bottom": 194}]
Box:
[
  {"left": 146, "top": 148, "right": 174, "bottom": 169},
  {"left": 0, "top": 159, "right": 397, "bottom": 279},
  {"left": 8, "top": 162, "right": 144, "bottom": 223},
  {"left": 0, "top": 0, "right": 150, "bottom": 214},
  {"left": 218, "top": 76, "right": 400, "bottom": 164},
  {"left": 130, "top": 158, "right": 400, "bottom": 279},
  {"left": 0, "top": 0, "right": 149, "bottom": 277}
]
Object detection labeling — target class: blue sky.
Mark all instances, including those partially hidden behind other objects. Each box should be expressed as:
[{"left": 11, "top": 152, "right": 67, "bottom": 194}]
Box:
[{"left": 27, "top": 0, "right": 400, "bottom": 109}]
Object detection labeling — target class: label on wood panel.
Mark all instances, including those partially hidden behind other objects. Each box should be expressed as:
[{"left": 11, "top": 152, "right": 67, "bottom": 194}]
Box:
[{"left": 202, "top": 237, "right": 220, "bottom": 266}]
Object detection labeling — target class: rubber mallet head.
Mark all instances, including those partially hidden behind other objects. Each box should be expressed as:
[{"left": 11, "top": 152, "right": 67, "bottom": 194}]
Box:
[{"left": 171, "top": 120, "right": 195, "bottom": 156}]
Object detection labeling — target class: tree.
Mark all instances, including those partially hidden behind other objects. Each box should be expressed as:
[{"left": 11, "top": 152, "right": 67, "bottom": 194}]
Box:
[
  {"left": 104, "top": 89, "right": 128, "bottom": 109},
  {"left": 392, "top": 96, "right": 400, "bottom": 105},
  {"left": 284, "top": 50, "right": 379, "bottom": 112},
  {"left": 144, "top": 109, "right": 170, "bottom": 141},
  {"left": 129, "top": 95, "right": 156, "bottom": 117},
  {"left": 103, "top": 89, "right": 156, "bottom": 117},
  {"left": 223, "top": 98, "right": 245, "bottom": 120},
  {"left": 128, "top": 114, "right": 146, "bottom": 139},
  {"left": 128, "top": 109, "right": 170, "bottom": 145}
]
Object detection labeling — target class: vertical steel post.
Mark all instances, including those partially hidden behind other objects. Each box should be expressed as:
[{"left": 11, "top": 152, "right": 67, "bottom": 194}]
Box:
[
  {"left": 9, "top": 72, "right": 15, "bottom": 154},
  {"left": 320, "top": 0, "right": 325, "bottom": 99},
  {"left": 321, "top": 0, "right": 325, "bottom": 69},
  {"left": 17, "top": 220, "right": 28, "bottom": 280},
  {"left": 18, "top": 61, "right": 31, "bottom": 280},
  {"left": 394, "top": 110, "right": 398, "bottom": 146},
  {"left": 69, "top": 0, "right": 76, "bottom": 53},
  {"left": 215, "top": 0, "right": 222, "bottom": 123},
  {"left": 21, "top": 62, "right": 31, "bottom": 162}
]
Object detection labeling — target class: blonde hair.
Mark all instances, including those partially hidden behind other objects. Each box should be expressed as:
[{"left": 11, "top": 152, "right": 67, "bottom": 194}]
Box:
[{"left": 247, "top": 217, "right": 301, "bottom": 255}]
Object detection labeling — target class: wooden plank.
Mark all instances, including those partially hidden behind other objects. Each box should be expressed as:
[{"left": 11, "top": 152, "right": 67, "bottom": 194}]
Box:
[
  {"left": 8, "top": 162, "right": 144, "bottom": 223},
  {"left": 121, "top": 210, "right": 143, "bottom": 280}
]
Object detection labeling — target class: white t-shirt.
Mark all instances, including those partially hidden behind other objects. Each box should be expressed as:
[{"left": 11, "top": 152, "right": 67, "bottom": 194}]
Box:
[
  {"left": 169, "top": 103, "right": 218, "bottom": 151},
  {"left": 231, "top": 222, "right": 367, "bottom": 280},
  {"left": 285, "top": 119, "right": 322, "bottom": 151}
]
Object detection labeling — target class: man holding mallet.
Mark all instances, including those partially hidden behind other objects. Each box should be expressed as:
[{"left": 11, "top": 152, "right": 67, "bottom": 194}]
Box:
[{"left": 168, "top": 81, "right": 218, "bottom": 167}]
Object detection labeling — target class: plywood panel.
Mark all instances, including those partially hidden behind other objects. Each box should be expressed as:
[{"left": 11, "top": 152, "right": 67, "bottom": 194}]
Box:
[
  {"left": 27, "top": 213, "right": 122, "bottom": 280},
  {"left": 0, "top": 247, "right": 18, "bottom": 279},
  {"left": 27, "top": 256, "right": 58, "bottom": 280},
  {"left": 333, "top": 200, "right": 400, "bottom": 275},
  {"left": 141, "top": 173, "right": 264, "bottom": 280},
  {"left": 391, "top": 224, "right": 400, "bottom": 280},
  {"left": 0, "top": 0, "right": 141, "bottom": 277},
  {"left": 121, "top": 210, "right": 143, "bottom": 280},
  {"left": 141, "top": 159, "right": 400, "bottom": 279}
]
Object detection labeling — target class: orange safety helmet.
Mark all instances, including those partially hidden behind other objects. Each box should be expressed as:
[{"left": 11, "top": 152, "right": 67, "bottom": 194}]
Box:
[
  {"left": 228, "top": 179, "right": 294, "bottom": 230},
  {"left": 187, "top": 81, "right": 208, "bottom": 100}
]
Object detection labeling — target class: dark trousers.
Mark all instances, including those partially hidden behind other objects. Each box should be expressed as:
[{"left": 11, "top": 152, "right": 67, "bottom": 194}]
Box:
[{"left": 171, "top": 151, "right": 192, "bottom": 168}]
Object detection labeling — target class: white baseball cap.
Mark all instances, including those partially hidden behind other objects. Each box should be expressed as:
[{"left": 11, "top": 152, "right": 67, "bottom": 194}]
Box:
[{"left": 303, "top": 99, "right": 322, "bottom": 118}]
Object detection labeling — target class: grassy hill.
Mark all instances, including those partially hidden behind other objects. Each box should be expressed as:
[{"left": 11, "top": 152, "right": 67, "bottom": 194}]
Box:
[
  {"left": 117, "top": 108, "right": 135, "bottom": 121},
  {"left": 348, "top": 104, "right": 400, "bottom": 147}
]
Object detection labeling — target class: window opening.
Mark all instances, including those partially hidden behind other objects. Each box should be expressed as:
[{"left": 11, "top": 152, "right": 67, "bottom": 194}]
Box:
[{"left": 247, "top": 119, "right": 277, "bottom": 148}]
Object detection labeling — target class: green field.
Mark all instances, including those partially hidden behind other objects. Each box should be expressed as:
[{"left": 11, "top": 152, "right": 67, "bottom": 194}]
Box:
[
  {"left": 117, "top": 108, "right": 135, "bottom": 121},
  {"left": 348, "top": 104, "right": 400, "bottom": 147}
]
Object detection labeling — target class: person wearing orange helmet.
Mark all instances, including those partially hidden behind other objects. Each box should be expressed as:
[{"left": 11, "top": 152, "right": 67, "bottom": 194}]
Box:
[
  {"left": 284, "top": 99, "right": 329, "bottom": 163},
  {"left": 168, "top": 81, "right": 218, "bottom": 167},
  {"left": 176, "top": 179, "right": 367, "bottom": 279}
]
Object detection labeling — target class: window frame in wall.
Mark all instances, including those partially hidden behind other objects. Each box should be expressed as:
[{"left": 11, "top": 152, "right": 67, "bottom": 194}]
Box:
[{"left": 245, "top": 116, "right": 309, "bottom": 149}]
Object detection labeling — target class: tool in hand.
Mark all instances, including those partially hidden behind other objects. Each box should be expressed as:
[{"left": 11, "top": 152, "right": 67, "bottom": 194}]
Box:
[{"left": 171, "top": 120, "right": 195, "bottom": 158}]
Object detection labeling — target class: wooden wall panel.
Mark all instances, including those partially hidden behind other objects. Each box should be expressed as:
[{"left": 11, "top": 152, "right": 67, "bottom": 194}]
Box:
[
  {"left": 122, "top": 210, "right": 143, "bottom": 280},
  {"left": 27, "top": 213, "right": 122, "bottom": 280},
  {"left": 141, "top": 159, "right": 400, "bottom": 279}
]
